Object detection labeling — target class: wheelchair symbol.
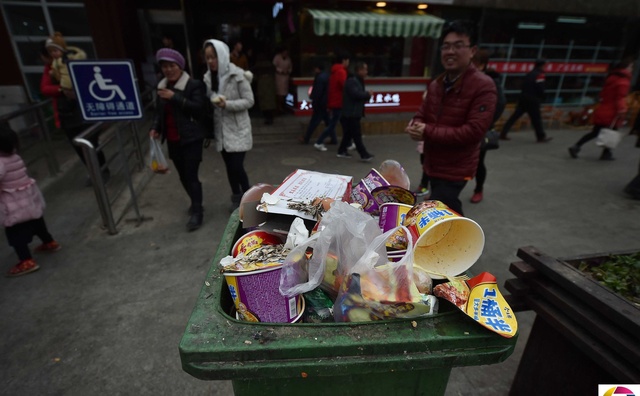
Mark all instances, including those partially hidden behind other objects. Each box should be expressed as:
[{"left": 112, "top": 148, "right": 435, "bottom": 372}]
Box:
[{"left": 89, "top": 66, "right": 127, "bottom": 102}]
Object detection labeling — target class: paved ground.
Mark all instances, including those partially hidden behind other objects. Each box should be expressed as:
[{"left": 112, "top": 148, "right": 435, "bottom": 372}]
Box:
[{"left": 1, "top": 116, "right": 639, "bottom": 395}]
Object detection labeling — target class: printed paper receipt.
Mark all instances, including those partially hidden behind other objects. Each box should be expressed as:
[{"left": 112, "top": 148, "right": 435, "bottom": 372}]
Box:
[{"left": 275, "top": 171, "right": 351, "bottom": 201}]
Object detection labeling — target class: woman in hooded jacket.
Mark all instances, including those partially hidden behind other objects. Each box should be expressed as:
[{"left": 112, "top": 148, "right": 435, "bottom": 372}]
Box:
[{"left": 203, "top": 39, "right": 255, "bottom": 209}]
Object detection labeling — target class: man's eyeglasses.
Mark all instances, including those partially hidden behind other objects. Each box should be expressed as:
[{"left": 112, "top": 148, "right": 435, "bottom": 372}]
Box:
[{"left": 440, "top": 42, "right": 471, "bottom": 52}]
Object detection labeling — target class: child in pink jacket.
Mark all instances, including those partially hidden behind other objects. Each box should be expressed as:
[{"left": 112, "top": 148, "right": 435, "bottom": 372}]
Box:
[{"left": 0, "top": 124, "right": 60, "bottom": 277}]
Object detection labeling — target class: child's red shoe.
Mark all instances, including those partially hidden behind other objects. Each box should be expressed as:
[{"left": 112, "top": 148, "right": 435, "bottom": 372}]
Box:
[
  {"left": 35, "top": 240, "right": 61, "bottom": 253},
  {"left": 6, "top": 259, "right": 39, "bottom": 277}
]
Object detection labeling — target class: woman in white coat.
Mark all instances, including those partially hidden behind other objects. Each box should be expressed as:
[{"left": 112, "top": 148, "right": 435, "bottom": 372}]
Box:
[{"left": 203, "top": 39, "right": 255, "bottom": 208}]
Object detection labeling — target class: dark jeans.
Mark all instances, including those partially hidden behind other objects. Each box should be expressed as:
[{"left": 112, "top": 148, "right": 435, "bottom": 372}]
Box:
[
  {"left": 338, "top": 117, "right": 370, "bottom": 158},
  {"left": 168, "top": 140, "right": 203, "bottom": 211},
  {"left": 419, "top": 154, "right": 430, "bottom": 188},
  {"left": 221, "top": 150, "right": 250, "bottom": 195},
  {"left": 501, "top": 99, "right": 546, "bottom": 140},
  {"left": 5, "top": 217, "right": 54, "bottom": 261},
  {"left": 474, "top": 148, "right": 487, "bottom": 193},
  {"left": 303, "top": 105, "right": 329, "bottom": 143},
  {"left": 573, "top": 124, "right": 613, "bottom": 157},
  {"left": 315, "top": 108, "right": 341, "bottom": 145},
  {"left": 429, "top": 177, "right": 468, "bottom": 216}
]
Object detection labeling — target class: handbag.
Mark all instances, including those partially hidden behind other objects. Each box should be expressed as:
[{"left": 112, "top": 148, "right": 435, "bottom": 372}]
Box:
[
  {"left": 595, "top": 119, "right": 624, "bottom": 149},
  {"left": 481, "top": 129, "right": 500, "bottom": 150}
]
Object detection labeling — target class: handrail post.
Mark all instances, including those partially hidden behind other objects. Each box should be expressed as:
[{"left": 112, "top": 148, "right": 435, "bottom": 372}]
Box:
[
  {"left": 114, "top": 126, "right": 143, "bottom": 224},
  {"left": 75, "top": 136, "right": 118, "bottom": 234},
  {"left": 35, "top": 105, "right": 60, "bottom": 176}
]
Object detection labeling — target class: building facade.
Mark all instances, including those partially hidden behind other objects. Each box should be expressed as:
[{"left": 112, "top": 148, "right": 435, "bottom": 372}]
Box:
[{"left": 1, "top": 0, "right": 639, "bottom": 109}]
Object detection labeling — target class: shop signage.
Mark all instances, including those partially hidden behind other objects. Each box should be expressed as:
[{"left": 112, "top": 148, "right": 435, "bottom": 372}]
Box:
[
  {"left": 69, "top": 60, "right": 143, "bottom": 121},
  {"left": 488, "top": 61, "right": 610, "bottom": 74}
]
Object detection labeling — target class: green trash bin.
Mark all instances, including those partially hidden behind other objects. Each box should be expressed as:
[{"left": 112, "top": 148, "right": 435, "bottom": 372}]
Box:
[{"left": 179, "top": 210, "right": 517, "bottom": 396}]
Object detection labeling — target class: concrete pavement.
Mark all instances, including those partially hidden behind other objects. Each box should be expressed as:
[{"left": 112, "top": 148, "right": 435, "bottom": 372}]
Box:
[{"left": 1, "top": 117, "right": 639, "bottom": 395}]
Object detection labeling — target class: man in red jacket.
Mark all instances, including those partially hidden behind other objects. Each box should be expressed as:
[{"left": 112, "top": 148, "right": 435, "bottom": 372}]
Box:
[
  {"left": 406, "top": 20, "right": 496, "bottom": 215},
  {"left": 314, "top": 51, "right": 350, "bottom": 151}
]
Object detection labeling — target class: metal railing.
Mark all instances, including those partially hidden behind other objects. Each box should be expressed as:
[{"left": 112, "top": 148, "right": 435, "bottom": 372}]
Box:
[
  {"left": 73, "top": 87, "right": 155, "bottom": 234},
  {"left": 0, "top": 99, "right": 60, "bottom": 176}
]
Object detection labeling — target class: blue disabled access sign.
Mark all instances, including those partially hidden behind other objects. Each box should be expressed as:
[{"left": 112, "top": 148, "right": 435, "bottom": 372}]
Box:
[{"left": 69, "top": 60, "right": 143, "bottom": 121}]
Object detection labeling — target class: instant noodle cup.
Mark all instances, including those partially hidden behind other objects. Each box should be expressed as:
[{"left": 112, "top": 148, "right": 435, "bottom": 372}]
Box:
[
  {"left": 350, "top": 169, "right": 389, "bottom": 214},
  {"left": 225, "top": 266, "right": 304, "bottom": 323},
  {"left": 378, "top": 203, "right": 412, "bottom": 250},
  {"left": 403, "top": 200, "right": 484, "bottom": 279},
  {"left": 232, "top": 230, "right": 284, "bottom": 258}
]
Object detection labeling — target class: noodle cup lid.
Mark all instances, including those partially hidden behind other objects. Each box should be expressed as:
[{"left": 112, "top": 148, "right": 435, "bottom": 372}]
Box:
[{"left": 372, "top": 186, "right": 416, "bottom": 207}]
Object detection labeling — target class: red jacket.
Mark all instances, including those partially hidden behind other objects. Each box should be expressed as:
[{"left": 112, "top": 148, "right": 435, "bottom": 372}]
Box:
[
  {"left": 327, "top": 63, "right": 347, "bottom": 109},
  {"left": 412, "top": 64, "right": 497, "bottom": 181},
  {"left": 40, "top": 64, "right": 62, "bottom": 128},
  {"left": 592, "top": 68, "right": 631, "bottom": 128}
]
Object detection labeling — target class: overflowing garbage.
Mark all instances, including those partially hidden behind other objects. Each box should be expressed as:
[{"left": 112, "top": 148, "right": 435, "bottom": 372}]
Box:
[{"left": 219, "top": 162, "right": 517, "bottom": 338}]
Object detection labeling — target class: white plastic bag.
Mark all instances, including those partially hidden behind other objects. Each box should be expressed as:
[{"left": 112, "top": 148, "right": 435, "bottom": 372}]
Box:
[
  {"left": 149, "top": 138, "right": 169, "bottom": 173},
  {"left": 332, "top": 225, "right": 437, "bottom": 322},
  {"left": 279, "top": 201, "right": 383, "bottom": 297},
  {"left": 595, "top": 127, "right": 624, "bottom": 149}
]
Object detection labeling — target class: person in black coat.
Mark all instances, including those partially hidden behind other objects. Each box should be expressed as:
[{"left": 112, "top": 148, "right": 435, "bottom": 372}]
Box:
[
  {"left": 150, "top": 48, "right": 208, "bottom": 231},
  {"left": 301, "top": 63, "right": 330, "bottom": 144},
  {"left": 470, "top": 48, "right": 506, "bottom": 203},
  {"left": 500, "top": 59, "right": 552, "bottom": 142},
  {"left": 336, "top": 62, "right": 374, "bottom": 162}
]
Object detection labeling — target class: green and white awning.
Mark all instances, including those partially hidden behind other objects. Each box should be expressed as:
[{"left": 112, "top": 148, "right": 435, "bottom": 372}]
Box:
[{"left": 307, "top": 9, "right": 444, "bottom": 38}]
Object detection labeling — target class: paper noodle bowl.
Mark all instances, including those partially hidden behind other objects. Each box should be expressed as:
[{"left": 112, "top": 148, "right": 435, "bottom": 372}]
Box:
[
  {"left": 231, "top": 230, "right": 284, "bottom": 258},
  {"left": 224, "top": 266, "right": 303, "bottom": 323},
  {"left": 378, "top": 203, "right": 412, "bottom": 250},
  {"left": 403, "top": 200, "right": 484, "bottom": 279},
  {"left": 350, "top": 169, "right": 389, "bottom": 214}
]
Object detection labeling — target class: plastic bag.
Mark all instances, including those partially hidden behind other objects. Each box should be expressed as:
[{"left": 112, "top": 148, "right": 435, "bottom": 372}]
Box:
[
  {"left": 378, "top": 160, "right": 410, "bottom": 190},
  {"left": 279, "top": 201, "right": 383, "bottom": 298},
  {"left": 595, "top": 127, "right": 624, "bottom": 149},
  {"left": 149, "top": 138, "right": 169, "bottom": 174},
  {"left": 333, "top": 225, "right": 437, "bottom": 322}
]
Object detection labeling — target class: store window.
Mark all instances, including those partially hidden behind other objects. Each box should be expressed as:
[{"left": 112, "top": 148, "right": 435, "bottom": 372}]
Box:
[
  {"left": 480, "top": 10, "right": 627, "bottom": 106},
  {"left": 3, "top": 4, "right": 47, "bottom": 35},
  {"left": 1, "top": 0, "right": 96, "bottom": 101},
  {"left": 48, "top": 6, "right": 91, "bottom": 36}
]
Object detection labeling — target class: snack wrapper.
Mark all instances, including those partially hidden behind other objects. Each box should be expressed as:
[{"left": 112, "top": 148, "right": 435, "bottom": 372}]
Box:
[{"left": 433, "top": 272, "right": 517, "bottom": 338}]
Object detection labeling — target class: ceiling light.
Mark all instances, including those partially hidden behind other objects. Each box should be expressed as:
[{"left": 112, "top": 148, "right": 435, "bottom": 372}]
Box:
[
  {"left": 417, "top": 4, "right": 428, "bottom": 9},
  {"left": 376, "top": 2, "right": 387, "bottom": 7},
  {"left": 518, "top": 22, "right": 545, "bottom": 30},
  {"left": 557, "top": 16, "right": 587, "bottom": 24}
]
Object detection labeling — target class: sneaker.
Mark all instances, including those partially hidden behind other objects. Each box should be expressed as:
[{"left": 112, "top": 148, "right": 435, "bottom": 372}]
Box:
[
  {"left": 35, "top": 240, "right": 61, "bottom": 253},
  {"left": 6, "top": 259, "right": 39, "bottom": 277},
  {"left": 336, "top": 152, "right": 352, "bottom": 159},
  {"left": 470, "top": 192, "right": 483, "bottom": 203},
  {"left": 600, "top": 151, "right": 614, "bottom": 161},
  {"left": 414, "top": 186, "right": 430, "bottom": 197},
  {"left": 360, "top": 155, "right": 374, "bottom": 163},
  {"left": 347, "top": 143, "right": 356, "bottom": 151},
  {"left": 313, "top": 143, "right": 327, "bottom": 152},
  {"left": 537, "top": 137, "right": 553, "bottom": 143},
  {"left": 568, "top": 146, "right": 580, "bottom": 159}
]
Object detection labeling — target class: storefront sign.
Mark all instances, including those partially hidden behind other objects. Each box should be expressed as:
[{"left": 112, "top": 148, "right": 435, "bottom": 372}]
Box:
[
  {"left": 291, "top": 77, "right": 428, "bottom": 116},
  {"left": 488, "top": 61, "right": 610, "bottom": 74}
]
